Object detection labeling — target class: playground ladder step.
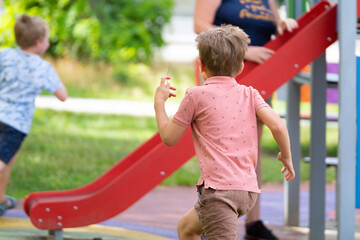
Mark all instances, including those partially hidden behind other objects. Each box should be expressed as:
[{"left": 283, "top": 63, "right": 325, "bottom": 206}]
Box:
[{"left": 303, "top": 157, "right": 339, "bottom": 166}]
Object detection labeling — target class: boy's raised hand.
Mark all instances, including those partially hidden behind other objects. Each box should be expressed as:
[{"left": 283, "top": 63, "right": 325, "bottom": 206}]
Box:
[
  {"left": 277, "top": 152, "right": 295, "bottom": 182},
  {"left": 155, "top": 76, "right": 177, "bottom": 104}
]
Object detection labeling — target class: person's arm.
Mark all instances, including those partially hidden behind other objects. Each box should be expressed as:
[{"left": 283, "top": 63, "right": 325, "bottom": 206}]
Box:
[
  {"left": 54, "top": 86, "right": 68, "bottom": 102},
  {"left": 268, "top": 0, "right": 281, "bottom": 23},
  {"left": 194, "top": 0, "right": 221, "bottom": 34},
  {"left": 244, "top": 0, "right": 298, "bottom": 63},
  {"left": 256, "top": 106, "right": 295, "bottom": 182},
  {"left": 154, "top": 77, "right": 187, "bottom": 146},
  {"left": 268, "top": 0, "right": 299, "bottom": 35},
  {"left": 245, "top": 47, "right": 275, "bottom": 64}
]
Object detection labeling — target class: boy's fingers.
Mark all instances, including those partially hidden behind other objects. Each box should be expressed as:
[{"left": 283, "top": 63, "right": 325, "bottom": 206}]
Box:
[
  {"left": 285, "top": 172, "right": 291, "bottom": 182},
  {"left": 161, "top": 76, "right": 171, "bottom": 84},
  {"left": 288, "top": 174, "right": 294, "bottom": 182},
  {"left": 285, "top": 170, "right": 295, "bottom": 182},
  {"left": 290, "top": 169, "right": 295, "bottom": 178}
]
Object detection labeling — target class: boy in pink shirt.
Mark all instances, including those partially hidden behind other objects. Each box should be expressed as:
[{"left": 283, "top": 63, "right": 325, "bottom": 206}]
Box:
[{"left": 154, "top": 25, "right": 295, "bottom": 240}]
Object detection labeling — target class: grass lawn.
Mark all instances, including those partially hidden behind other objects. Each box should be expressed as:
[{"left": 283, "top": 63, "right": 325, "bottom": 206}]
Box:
[
  {"left": 45, "top": 58, "right": 196, "bottom": 102},
  {"left": 11, "top": 110, "right": 158, "bottom": 197},
  {"left": 8, "top": 108, "right": 338, "bottom": 199}
]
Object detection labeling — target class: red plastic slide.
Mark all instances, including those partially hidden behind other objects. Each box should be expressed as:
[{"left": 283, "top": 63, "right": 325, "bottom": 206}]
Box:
[{"left": 24, "top": 1, "right": 337, "bottom": 230}]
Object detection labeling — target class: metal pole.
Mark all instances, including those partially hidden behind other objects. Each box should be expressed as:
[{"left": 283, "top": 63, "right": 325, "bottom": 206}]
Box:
[
  {"left": 337, "top": 0, "right": 357, "bottom": 239},
  {"left": 49, "top": 230, "right": 63, "bottom": 240},
  {"left": 309, "top": 53, "right": 327, "bottom": 240},
  {"left": 284, "top": 80, "right": 301, "bottom": 226},
  {"left": 283, "top": 0, "right": 303, "bottom": 227},
  {"left": 295, "top": 0, "right": 303, "bottom": 19}
]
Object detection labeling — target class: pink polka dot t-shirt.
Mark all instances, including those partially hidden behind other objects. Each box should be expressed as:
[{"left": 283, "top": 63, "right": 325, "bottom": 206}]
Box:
[{"left": 173, "top": 76, "right": 270, "bottom": 193}]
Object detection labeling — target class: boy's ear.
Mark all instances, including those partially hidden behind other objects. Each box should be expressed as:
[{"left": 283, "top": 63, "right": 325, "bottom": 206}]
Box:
[
  {"left": 236, "top": 61, "right": 245, "bottom": 75},
  {"left": 199, "top": 59, "right": 207, "bottom": 73},
  {"left": 35, "top": 38, "right": 42, "bottom": 47}
]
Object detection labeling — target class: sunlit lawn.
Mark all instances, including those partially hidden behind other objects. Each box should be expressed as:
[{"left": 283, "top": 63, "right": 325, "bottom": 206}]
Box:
[
  {"left": 45, "top": 58, "right": 196, "bottom": 102},
  {"left": 8, "top": 108, "right": 338, "bottom": 198}
]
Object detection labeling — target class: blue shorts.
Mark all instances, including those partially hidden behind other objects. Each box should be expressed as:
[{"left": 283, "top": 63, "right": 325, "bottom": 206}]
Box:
[{"left": 0, "top": 122, "right": 27, "bottom": 164}]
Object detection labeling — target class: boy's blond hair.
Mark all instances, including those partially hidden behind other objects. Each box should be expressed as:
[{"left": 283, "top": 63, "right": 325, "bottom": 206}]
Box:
[
  {"left": 196, "top": 25, "right": 250, "bottom": 77},
  {"left": 14, "top": 14, "right": 48, "bottom": 49}
]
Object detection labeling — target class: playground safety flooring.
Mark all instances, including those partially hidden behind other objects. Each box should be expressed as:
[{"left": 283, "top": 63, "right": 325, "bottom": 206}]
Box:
[{"left": 1, "top": 183, "right": 360, "bottom": 240}]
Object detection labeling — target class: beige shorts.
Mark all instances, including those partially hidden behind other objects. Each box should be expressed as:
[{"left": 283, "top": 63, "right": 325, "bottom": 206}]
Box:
[{"left": 194, "top": 186, "right": 258, "bottom": 240}]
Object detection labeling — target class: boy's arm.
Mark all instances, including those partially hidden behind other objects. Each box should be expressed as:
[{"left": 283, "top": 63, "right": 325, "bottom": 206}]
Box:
[
  {"left": 256, "top": 106, "right": 295, "bottom": 182},
  {"left": 154, "top": 77, "right": 187, "bottom": 146},
  {"left": 54, "top": 86, "right": 68, "bottom": 102}
]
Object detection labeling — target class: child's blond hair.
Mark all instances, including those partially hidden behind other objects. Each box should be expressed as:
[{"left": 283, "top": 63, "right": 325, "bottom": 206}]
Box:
[
  {"left": 14, "top": 14, "right": 48, "bottom": 49},
  {"left": 196, "top": 25, "right": 250, "bottom": 77}
]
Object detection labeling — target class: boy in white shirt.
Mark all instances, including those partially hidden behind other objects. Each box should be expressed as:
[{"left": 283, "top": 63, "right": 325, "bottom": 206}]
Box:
[{"left": 0, "top": 14, "right": 67, "bottom": 215}]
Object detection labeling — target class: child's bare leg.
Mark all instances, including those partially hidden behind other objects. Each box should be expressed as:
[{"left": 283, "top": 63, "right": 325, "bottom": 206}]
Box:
[
  {"left": 177, "top": 207, "right": 203, "bottom": 240},
  {"left": 0, "top": 154, "right": 17, "bottom": 204}
]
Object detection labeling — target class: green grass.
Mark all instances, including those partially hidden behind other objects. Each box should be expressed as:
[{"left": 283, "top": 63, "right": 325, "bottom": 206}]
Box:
[
  {"left": 10, "top": 110, "right": 159, "bottom": 197},
  {"left": 7, "top": 108, "right": 338, "bottom": 199},
  {"left": 45, "top": 58, "right": 196, "bottom": 102}
]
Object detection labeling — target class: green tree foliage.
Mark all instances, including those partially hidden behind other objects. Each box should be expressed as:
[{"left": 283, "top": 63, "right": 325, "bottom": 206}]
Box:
[{"left": 0, "top": 0, "right": 174, "bottom": 63}]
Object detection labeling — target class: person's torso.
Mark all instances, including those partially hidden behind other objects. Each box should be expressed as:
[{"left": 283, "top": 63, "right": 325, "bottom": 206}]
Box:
[
  {"left": 175, "top": 77, "right": 268, "bottom": 192},
  {"left": 0, "top": 48, "right": 61, "bottom": 133},
  {"left": 214, "top": 0, "right": 276, "bottom": 46}
]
